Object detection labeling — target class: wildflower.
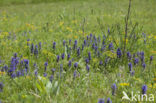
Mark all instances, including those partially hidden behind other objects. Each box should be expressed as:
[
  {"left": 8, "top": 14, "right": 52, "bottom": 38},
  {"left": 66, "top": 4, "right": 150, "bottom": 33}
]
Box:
[
  {"left": 87, "top": 35, "right": 89, "bottom": 40},
  {"left": 56, "top": 55, "right": 60, "bottom": 62},
  {"left": 98, "top": 36, "right": 101, "bottom": 43},
  {"left": 120, "top": 83, "right": 130, "bottom": 86},
  {"left": 133, "top": 53, "right": 136, "bottom": 58},
  {"left": 142, "top": 85, "right": 147, "bottom": 94},
  {"left": 128, "top": 62, "right": 132, "bottom": 71},
  {"left": 98, "top": 98, "right": 105, "bottom": 103},
  {"left": 140, "top": 52, "right": 144, "bottom": 63},
  {"left": 21, "top": 69, "right": 25, "bottom": 76},
  {"left": 108, "top": 42, "right": 113, "bottom": 50},
  {"left": 94, "top": 35, "right": 97, "bottom": 41},
  {"left": 102, "top": 40, "right": 105, "bottom": 45},
  {"left": 68, "top": 60, "right": 72, "bottom": 67},
  {"left": 14, "top": 53, "right": 17, "bottom": 58},
  {"left": 67, "top": 54, "right": 70, "bottom": 60},
  {"left": 117, "top": 48, "right": 122, "bottom": 58},
  {"left": 24, "top": 59, "right": 29, "bottom": 65},
  {"left": 53, "top": 42, "right": 56, "bottom": 49},
  {"left": 24, "top": 59, "right": 29, "bottom": 69},
  {"left": 61, "top": 53, "right": 65, "bottom": 60},
  {"left": 101, "top": 45, "right": 106, "bottom": 52},
  {"left": 43, "top": 72, "right": 47, "bottom": 77},
  {"left": 73, "top": 70, "right": 77, "bottom": 78},
  {"left": 0, "top": 71, "right": 5, "bottom": 75},
  {"left": 106, "top": 98, "right": 112, "bottom": 103},
  {"left": 77, "top": 47, "right": 80, "bottom": 56},
  {"left": 108, "top": 28, "right": 110, "bottom": 34},
  {"left": 34, "top": 70, "right": 38, "bottom": 77},
  {"left": 111, "top": 83, "right": 117, "bottom": 95},
  {"left": 92, "top": 43, "right": 95, "bottom": 49},
  {"left": 44, "top": 62, "right": 48, "bottom": 71},
  {"left": 86, "top": 64, "right": 90, "bottom": 72},
  {"left": 49, "top": 75, "right": 53, "bottom": 82},
  {"left": 17, "top": 71, "right": 22, "bottom": 77},
  {"left": 63, "top": 40, "right": 66, "bottom": 46},
  {"left": 127, "top": 52, "right": 131, "bottom": 60},
  {"left": 88, "top": 52, "right": 91, "bottom": 60},
  {"left": 27, "top": 39, "right": 30, "bottom": 46},
  {"left": 74, "top": 62, "right": 78, "bottom": 68},
  {"left": 51, "top": 68, "right": 55, "bottom": 74},
  {"left": 3, "top": 65, "right": 8, "bottom": 71},
  {"left": 0, "top": 82, "right": 4, "bottom": 92},
  {"left": 73, "top": 40, "right": 77, "bottom": 49},
  {"left": 85, "top": 58, "right": 89, "bottom": 64},
  {"left": 84, "top": 40, "right": 87, "bottom": 46},
  {"left": 142, "top": 63, "right": 146, "bottom": 69},
  {"left": 99, "top": 61, "right": 103, "bottom": 66},
  {"left": 69, "top": 39, "right": 71, "bottom": 45},
  {"left": 90, "top": 33, "right": 93, "bottom": 39},
  {"left": 142, "top": 32, "right": 146, "bottom": 38},
  {"left": 130, "top": 70, "right": 135, "bottom": 76},
  {"left": 60, "top": 64, "right": 63, "bottom": 73},
  {"left": 31, "top": 43, "right": 34, "bottom": 54},
  {"left": 150, "top": 56, "right": 153, "bottom": 64},
  {"left": 97, "top": 51, "right": 100, "bottom": 57},
  {"left": 134, "top": 58, "right": 139, "bottom": 65},
  {"left": 34, "top": 45, "right": 38, "bottom": 56},
  {"left": 39, "top": 42, "right": 41, "bottom": 50},
  {"left": 95, "top": 46, "right": 98, "bottom": 52},
  {"left": 11, "top": 72, "right": 16, "bottom": 78}
]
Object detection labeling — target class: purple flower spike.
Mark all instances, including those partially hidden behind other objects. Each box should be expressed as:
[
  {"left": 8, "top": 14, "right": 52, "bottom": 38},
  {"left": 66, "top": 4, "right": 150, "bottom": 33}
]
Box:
[
  {"left": 88, "top": 52, "right": 91, "bottom": 60},
  {"left": 0, "top": 82, "right": 4, "bottom": 92},
  {"left": 98, "top": 98, "right": 105, "bottom": 103},
  {"left": 142, "top": 85, "right": 147, "bottom": 94},
  {"left": 106, "top": 98, "right": 112, "bottom": 103},
  {"left": 74, "top": 62, "right": 78, "bottom": 68},
  {"left": 111, "top": 83, "right": 117, "bottom": 95}
]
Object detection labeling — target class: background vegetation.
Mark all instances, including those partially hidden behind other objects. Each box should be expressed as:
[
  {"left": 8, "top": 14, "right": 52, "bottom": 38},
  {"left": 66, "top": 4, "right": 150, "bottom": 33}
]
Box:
[{"left": 0, "top": 0, "right": 156, "bottom": 103}]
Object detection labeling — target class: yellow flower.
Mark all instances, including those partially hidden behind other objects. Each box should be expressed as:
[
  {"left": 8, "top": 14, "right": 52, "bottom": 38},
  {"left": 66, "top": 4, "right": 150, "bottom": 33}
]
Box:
[
  {"left": 66, "top": 27, "right": 72, "bottom": 32},
  {"left": 154, "top": 36, "right": 156, "bottom": 39},
  {"left": 72, "top": 20, "right": 77, "bottom": 24},
  {"left": 24, "top": 46, "right": 28, "bottom": 49},
  {"left": 120, "top": 83, "right": 130, "bottom": 86},
  {"left": 151, "top": 51, "right": 156, "bottom": 54},
  {"left": 148, "top": 83, "right": 156, "bottom": 89},
  {"left": 3, "top": 32, "right": 9, "bottom": 36},
  {"left": 108, "top": 37, "right": 112, "bottom": 41},
  {"left": 105, "top": 51, "right": 116, "bottom": 58},
  {"left": 48, "top": 52, "right": 54, "bottom": 57},
  {"left": 0, "top": 71, "right": 5, "bottom": 75},
  {"left": 78, "top": 30, "right": 83, "bottom": 34},
  {"left": 74, "top": 35, "right": 78, "bottom": 39},
  {"left": 0, "top": 35, "right": 4, "bottom": 39},
  {"left": 59, "top": 22, "right": 64, "bottom": 26},
  {"left": 23, "top": 56, "right": 28, "bottom": 59},
  {"left": 123, "top": 39, "right": 128, "bottom": 44},
  {"left": 26, "top": 76, "right": 31, "bottom": 79},
  {"left": 93, "top": 58, "right": 98, "bottom": 63},
  {"left": 42, "top": 50, "right": 48, "bottom": 54},
  {"left": 22, "top": 95, "right": 27, "bottom": 98}
]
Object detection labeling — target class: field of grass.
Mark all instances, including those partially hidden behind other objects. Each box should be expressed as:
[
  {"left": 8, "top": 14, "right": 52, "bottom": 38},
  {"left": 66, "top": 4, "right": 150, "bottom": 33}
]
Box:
[{"left": 0, "top": 0, "right": 156, "bottom": 103}]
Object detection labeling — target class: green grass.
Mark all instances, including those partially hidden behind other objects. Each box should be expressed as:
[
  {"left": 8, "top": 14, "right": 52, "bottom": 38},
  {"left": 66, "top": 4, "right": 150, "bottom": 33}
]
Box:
[{"left": 0, "top": 0, "right": 156, "bottom": 103}]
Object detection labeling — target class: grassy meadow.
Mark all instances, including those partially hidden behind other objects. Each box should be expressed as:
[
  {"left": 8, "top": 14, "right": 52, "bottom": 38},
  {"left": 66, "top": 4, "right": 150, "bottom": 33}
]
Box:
[{"left": 0, "top": 0, "right": 156, "bottom": 103}]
